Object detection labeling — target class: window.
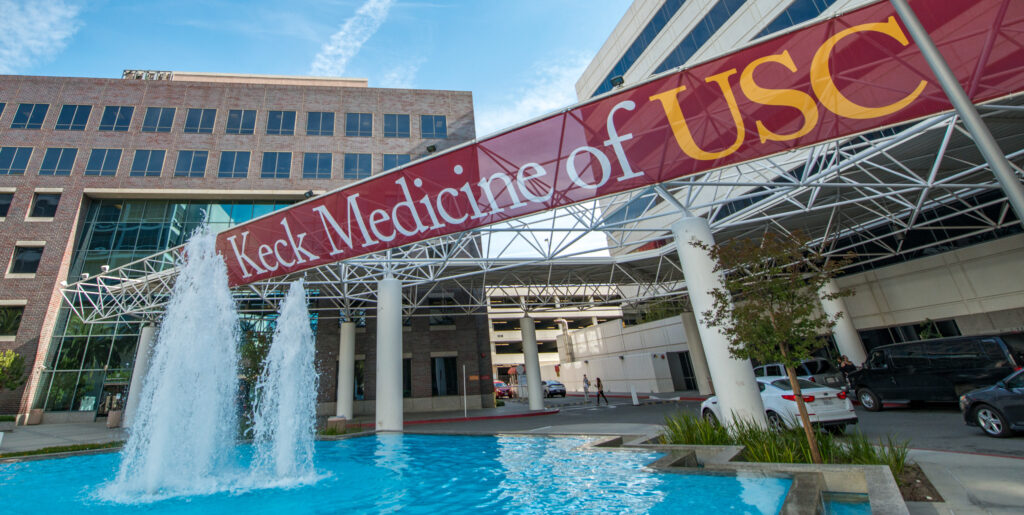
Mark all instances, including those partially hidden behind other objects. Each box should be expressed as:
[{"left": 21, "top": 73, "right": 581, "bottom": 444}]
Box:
[
  {"left": 303, "top": 153, "right": 332, "bottom": 179},
  {"left": 403, "top": 358, "right": 412, "bottom": 398},
  {"left": 428, "top": 297, "right": 455, "bottom": 326},
  {"left": 218, "top": 151, "right": 250, "bottom": 178},
  {"left": 0, "top": 193, "right": 11, "bottom": 217},
  {"left": 9, "top": 246, "right": 43, "bottom": 274},
  {"left": 420, "top": 115, "right": 447, "bottom": 138},
  {"left": 54, "top": 105, "right": 92, "bottom": 131},
  {"left": 0, "top": 147, "right": 33, "bottom": 175},
  {"left": 382, "top": 154, "right": 411, "bottom": 171},
  {"left": 756, "top": 0, "right": 837, "bottom": 39},
  {"left": 0, "top": 103, "right": 4, "bottom": 119},
  {"left": 343, "top": 153, "right": 370, "bottom": 180},
  {"left": 0, "top": 306, "right": 23, "bottom": 337},
  {"left": 130, "top": 150, "right": 165, "bottom": 177},
  {"left": 10, "top": 103, "right": 48, "bottom": 129},
  {"left": 99, "top": 106, "right": 133, "bottom": 131},
  {"left": 345, "top": 112, "right": 372, "bottom": 137},
  {"left": 226, "top": 109, "right": 256, "bottom": 134},
  {"left": 141, "top": 107, "right": 175, "bottom": 132},
  {"left": 174, "top": 150, "right": 208, "bottom": 177},
  {"left": 431, "top": 357, "right": 458, "bottom": 396},
  {"left": 592, "top": 0, "right": 688, "bottom": 96},
  {"left": 306, "top": 111, "right": 334, "bottom": 136},
  {"left": 38, "top": 148, "right": 78, "bottom": 176},
  {"left": 383, "top": 114, "right": 410, "bottom": 138},
  {"left": 655, "top": 0, "right": 749, "bottom": 74},
  {"left": 262, "top": 152, "right": 291, "bottom": 179},
  {"left": 266, "top": 110, "right": 295, "bottom": 135},
  {"left": 183, "top": 108, "right": 216, "bottom": 134},
  {"left": 30, "top": 193, "right": 60, "bottom": 218},
  {"left": 85, "top": 149, "right": 121, "bottom": 176}
]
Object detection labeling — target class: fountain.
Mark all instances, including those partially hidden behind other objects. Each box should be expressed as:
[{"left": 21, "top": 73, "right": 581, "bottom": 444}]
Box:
[{"left": 250, "top": 278, "right": 319, "bottom": 480}]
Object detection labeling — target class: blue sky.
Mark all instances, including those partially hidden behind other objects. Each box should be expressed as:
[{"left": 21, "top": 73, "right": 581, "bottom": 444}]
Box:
[{"left": 1, "top": 0, "right": 629, "bottom": 136}]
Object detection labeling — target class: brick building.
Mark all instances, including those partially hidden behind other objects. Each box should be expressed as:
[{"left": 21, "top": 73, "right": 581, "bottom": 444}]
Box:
[{"left": 0, "top": 70, "right": 490, "bottom": 422}]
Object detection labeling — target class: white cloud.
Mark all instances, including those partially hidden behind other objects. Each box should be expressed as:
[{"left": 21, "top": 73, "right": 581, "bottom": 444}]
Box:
[
  {"left": 376, "top": 57, "right": 423, "bottom": 89},
  {"left": 310, "top": 0, "right": 395, "bottom": 77},
  {"left": 475, "top": 53, "right": 591, "bottom": 137},
  {"left": 0, "top": 0, "right": 81, "bottom": 74}
]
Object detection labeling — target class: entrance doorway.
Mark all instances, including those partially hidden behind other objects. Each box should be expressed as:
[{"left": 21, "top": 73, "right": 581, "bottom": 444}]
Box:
[{"left": 667, "top": 351, "right": 697, "bottom": 391}]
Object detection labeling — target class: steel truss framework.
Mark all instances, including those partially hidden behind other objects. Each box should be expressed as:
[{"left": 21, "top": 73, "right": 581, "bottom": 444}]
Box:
[{"left": 61, "top": 95, "right": 1024, "bottom": 323}]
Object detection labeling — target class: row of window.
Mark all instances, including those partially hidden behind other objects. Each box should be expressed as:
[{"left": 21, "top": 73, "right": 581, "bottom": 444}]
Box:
[
  {"left": 0, "top": 192, "right": 59, "bottom": 219},
  {"left": 0, "top": 146, "right": 414, "bottom": 179},
  {"left": 0, "top": 102, "right": 448, "bottom": 138}
]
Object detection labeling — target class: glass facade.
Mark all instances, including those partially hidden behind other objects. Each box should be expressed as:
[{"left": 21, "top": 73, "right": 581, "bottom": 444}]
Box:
[{"left": 34, "top": 198, "right": 292, "bottom": 413}]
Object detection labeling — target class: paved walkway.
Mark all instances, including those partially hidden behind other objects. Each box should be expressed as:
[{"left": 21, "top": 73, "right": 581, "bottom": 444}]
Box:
[
  {"left": 0, "top": 421, "right": 126, "bottom": 454},
  {"left": 906, "top": 450, "right": 1024, "bottom": 515}
]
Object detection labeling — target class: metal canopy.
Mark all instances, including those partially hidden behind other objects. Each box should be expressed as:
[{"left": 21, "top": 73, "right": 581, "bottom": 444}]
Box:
[{"left": 61, "top": 95, "right": 1024, "bottom": 323}]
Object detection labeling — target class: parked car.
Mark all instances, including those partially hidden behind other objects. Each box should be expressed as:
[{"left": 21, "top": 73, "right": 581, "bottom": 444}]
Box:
[
  {"left": 850, "top": 335, "right": 1021, "bottom": 411},
  {"left": 541, "top": 380, "right": 566, "bottom": 398},
  {"left": 753, "top": 358, "right": 845, "bottom": 388},
  {"left": 960, "top": 369, "right": 1024, "bottom": 437},
  {"left": 493, "top": 380, "right": 513, "bottom": 399},
  {"left": 701, "top": 377, "right": 857, "bottom": 433}
]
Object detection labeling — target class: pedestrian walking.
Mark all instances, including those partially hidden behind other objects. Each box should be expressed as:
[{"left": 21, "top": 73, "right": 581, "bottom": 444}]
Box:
[
  {"left": 582, "top": 374, "right": 591, "bottom": 403},
  {"left": 595, "top": 377, "right": 609, "bottom": 405}
]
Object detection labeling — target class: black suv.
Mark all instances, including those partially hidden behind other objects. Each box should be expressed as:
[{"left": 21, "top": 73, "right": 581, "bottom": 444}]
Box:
[{"left": 850, "top": 335, "right": 1022, "bottom": 411}]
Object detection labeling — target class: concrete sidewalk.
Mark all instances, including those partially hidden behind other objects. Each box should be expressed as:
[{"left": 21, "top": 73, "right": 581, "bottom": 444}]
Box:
[
  {"left": 906, "top": 449, "right": 1024, "bottom": 515},
  {"left": 0, "top": 422, "right": 126, "bottom": 454}
]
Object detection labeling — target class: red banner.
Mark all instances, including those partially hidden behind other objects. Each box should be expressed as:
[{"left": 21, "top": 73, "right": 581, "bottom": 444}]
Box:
[{"left": 217, "top": 0, "right": 1024, "bottom": 287}]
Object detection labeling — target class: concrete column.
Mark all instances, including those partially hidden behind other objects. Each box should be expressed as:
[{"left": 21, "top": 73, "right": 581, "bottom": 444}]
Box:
[
  {"left": 819, "top": 280, "right": 867, "bottom": 365},
  {"left": 680, "top": 311, "right": 714, "bottom": 396},
  {"left": 375, "top": 278, "right": 403, "bottom": 432},
  {"left": 336, "top": 321, "right": 356, "bottom": 419},
  {"left": 123, "top": 323, "right": 156, "bottom": 428},
  {"left": 672, "top": 217, "right": 766, "bottom": 427},
  {"left": 520, "top": 316, "right": 544, "bottom": 411}
]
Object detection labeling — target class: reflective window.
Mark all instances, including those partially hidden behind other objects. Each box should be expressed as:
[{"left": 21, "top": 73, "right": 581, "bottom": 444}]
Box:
[
  {"left": 54, "top": 104, "right": 92, "bottom": 131},
  {"left": 10, "top": 246, "right": 43, "bottom": 274},
  {"left": 306, "top": 112, "right": 334, "bottom": 136},
  {"left": 755, "top": 0, "right": 837, "bottom": 39},
  {"left": 420, "top": 115, "right": 447, "bottom": 138},
  {"left": 11, "top": 103, "right": 49, "bottom": 129},
  {"left": 266, "top": 110, "right": 296, "bottom": 135},
  {"left": 0, "top": 103, "right": 4, "bottom": 119},
  {"left": 655, "top": 0, "right": 748, "bottom": 74},
  {"left": 30, "top": 193, "right": 60, "bottom": 218},
  {"left": 85, "top": 149, "right": 122, "bottom": 176},
  {"left": 383, "top": 114, "right": 410, "bottom": 138},
  {"left": 39, "top": 148, "right": 77, "bottom": 176},
  {"left": 226, "top": 109, "right": 256, "bottom": 134},
  {"left": 174, "top": 150, "right": 208, "bottom": 177},
  {"left": 382, "top": 153, "right": 411, "bottom": 171},
  {"left": 99, "top": 106, "right": 133, "bottom": 131},
  {"left": 0, "top": 147, "right": 32, "bottom": 175},
  {"left": 130, "top": 150, "right": 165, "bottom": 177},
  {"left": 303, "top": 152, "right": 332, "bottom": 179},
  {"left": 343, "top": 153, "right": 371, "bottom": 179},
  {"left": 262, "top": 151, "right": 291, "bottom": 179},
  {"left": 593, "top": 0, "right": 688, "bottom": 96},
  {"left": 183, "top": 108, "right": 216, "bottom": 134},
  {"left": 0, "top": 193, "right": 11, "bottom": 217},
  {"left": 431, "top": 356, "right": 459, "bottom": 396},
  {"left": 0, "top": 306, "right": 22, "bottom": 336},
  {"left": 219, "top": 151, "right": 250, "bottom": 178},
  {"left": 141, "top": 107, "right": 175, "bottom": 132},
  {"left": 345, "top": 112, "right": 372, "bottom": 137}
]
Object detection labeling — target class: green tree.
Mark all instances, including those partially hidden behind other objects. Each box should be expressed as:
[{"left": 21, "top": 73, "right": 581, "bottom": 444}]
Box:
[
  {"left": 0, "top": 349, "right": 27, "bottom": 393},
  {"left": 696, "top": 231, "right": 852, "bottom": 464}
]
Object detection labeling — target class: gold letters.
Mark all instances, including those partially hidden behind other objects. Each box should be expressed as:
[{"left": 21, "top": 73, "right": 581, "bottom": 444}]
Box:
[
  {"left": 811, "top": 16, "right": 927, "bottom": 120},
  {"left": 740, "top": 51, "right": 819, "bottom": 143},
  {"left": 649, "top": 69, "right": 746, "bottom": 161}
]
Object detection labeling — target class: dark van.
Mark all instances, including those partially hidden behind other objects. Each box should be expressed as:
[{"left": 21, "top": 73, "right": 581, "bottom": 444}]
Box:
[{"left": 850, "top": 335, "right": 1022, "bottom": 411}]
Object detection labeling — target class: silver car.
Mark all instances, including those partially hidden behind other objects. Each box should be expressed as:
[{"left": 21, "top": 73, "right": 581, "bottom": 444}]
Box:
[{"left": 753, "top": 358, "right": 846, "bottom": 388}]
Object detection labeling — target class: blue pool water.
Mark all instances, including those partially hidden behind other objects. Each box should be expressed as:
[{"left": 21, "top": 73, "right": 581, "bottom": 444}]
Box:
[{"left": 0, "top": 434, "right": 791, "bottom": 514}]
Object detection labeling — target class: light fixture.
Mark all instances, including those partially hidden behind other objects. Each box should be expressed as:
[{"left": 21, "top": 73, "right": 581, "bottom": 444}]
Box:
[
  {"left": 100, "top": 265, "right": 110, "bottom": 272},
  {"left": 619, "top": 355, "right": 625, "bottom": 360},
  {"left": 80, "top": 273, "right": 89, "bottom": 280},
  {"left": 304, "top": 190, "right": 315, "bottom": 199},
  {"left": 426, "top": 145, "right": 437, "bottom": 153},
  {"left": 610, "top": 75, "right": 625, "bottom": 88}
]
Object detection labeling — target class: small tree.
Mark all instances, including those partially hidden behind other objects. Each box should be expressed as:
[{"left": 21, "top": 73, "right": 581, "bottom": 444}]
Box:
[
  {"left": 0, "top": 349, "right": 27, "bottom": 393},
  {"left": 696, "top": 231, "right": 852, "bottom": 464}
]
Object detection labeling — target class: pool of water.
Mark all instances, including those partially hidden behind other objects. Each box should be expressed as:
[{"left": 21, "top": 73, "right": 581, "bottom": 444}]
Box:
[{"left": 0, "top": 434, "right": 791, "bottom": 514}]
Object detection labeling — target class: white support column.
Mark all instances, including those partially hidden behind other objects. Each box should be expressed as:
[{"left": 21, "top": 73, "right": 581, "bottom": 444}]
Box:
[
  {"left": 819, "top": 280, "right": 867, "bottom": 365},
  {"left": 336, "top": 321, "right": 356, "bottom": 419},
  {"left": 520, "top": 316, "right": 545, "bottom": 411},
  {"left": 680, "top": 311, "right": 714, "bottom": 396},
  {"left": 375, "top": 277, "right": 403, "bottom": 432},
  {"left": 123, "top": 323, "right": 156, "bottom": 428},
  {"left": 672, "top": 217, "right": 766, "bottom": 427}
]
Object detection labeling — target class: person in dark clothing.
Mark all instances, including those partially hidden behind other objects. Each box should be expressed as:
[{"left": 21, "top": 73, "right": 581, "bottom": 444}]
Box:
[
  {"left": 838, "top": 355, "right": 857, "bottom": 387},
  {"left": 595, "top": 377, "right": 609, "bottom": 405}
]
